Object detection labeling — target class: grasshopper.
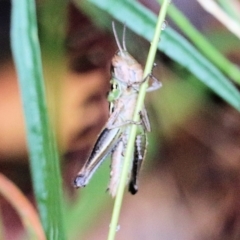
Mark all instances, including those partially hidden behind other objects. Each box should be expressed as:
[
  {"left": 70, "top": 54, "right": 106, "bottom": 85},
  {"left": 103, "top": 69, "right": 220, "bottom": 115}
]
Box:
[{"left": 74, "top": 22, "right": 161, "bottom": 197}]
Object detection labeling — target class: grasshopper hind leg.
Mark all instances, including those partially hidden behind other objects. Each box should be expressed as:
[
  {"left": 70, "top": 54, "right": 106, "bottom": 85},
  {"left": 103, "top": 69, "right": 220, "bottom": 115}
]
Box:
[
  {"left": 128, "top": 132, "right": 147, "bottom": 194},
  {"left": 74, "top": 127, "right": 121, "bottom": 188}
]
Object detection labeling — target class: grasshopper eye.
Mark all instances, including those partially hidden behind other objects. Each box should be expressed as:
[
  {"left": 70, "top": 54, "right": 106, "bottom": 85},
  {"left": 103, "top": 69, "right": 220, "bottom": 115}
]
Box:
[
  {"left": 110, "top": 79, "right": 119, "bottom": 92},
  {"left": 111, "top": 81, "right": 118, "bottom": 91},
  {"left": 108, "top": 80, "right": 121, "bottom": 102},
  {"left": 109, "top": 79, "right": 115, "bottom": 90}
]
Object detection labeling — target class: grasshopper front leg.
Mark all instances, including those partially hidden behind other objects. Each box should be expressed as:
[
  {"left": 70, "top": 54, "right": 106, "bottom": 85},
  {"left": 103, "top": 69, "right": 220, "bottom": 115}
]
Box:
[
  {"left": 116, "top": 73, "right": 161, "bottom": 92},
  {"left": 146, "top": 73, "right": 162, "bottom": 92}
]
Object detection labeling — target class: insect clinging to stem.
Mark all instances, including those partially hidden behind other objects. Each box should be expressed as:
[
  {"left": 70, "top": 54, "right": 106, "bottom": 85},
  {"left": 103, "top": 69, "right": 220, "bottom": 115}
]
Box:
[{"left": 73, "top": 22, "right": 162, "bottom": 197}]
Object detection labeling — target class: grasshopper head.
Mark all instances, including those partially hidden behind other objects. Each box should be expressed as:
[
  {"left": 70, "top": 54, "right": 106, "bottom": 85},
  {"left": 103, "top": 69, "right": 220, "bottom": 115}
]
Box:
[
  {"left": 112, "top": 22, "right": 137, "bottom": 64},
  {"left": 111, "top": 22, "right": 142, "bottom": 86},
  {"left": 111, "top": 51, "right": 138, "bottom": 73}
]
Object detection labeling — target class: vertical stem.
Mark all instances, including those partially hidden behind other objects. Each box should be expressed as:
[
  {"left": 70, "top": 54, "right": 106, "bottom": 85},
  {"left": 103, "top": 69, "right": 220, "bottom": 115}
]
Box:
[{"left": 107, "top": 1, "right": 170, "bottom": 240}]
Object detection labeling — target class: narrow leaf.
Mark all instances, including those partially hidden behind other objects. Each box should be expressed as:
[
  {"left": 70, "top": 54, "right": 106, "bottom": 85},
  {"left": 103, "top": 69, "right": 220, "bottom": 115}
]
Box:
[{"left": 10, "top": 1, "right": 65, "bottom": 239}]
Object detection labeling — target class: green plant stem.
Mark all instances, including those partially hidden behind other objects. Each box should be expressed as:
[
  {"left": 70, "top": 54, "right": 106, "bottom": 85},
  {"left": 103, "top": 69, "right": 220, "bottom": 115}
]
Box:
[
  {"left": 159, "top": 0, "right": 240, "bottom": 84},
  {"left": 107, "top": 1, "right": 170, "bottom": 240}
]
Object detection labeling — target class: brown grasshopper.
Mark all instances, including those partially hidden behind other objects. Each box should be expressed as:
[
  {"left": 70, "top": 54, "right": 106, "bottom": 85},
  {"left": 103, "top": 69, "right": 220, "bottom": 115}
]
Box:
[{"left": 74, "top": 22, "right": 161, "bottom": 197}]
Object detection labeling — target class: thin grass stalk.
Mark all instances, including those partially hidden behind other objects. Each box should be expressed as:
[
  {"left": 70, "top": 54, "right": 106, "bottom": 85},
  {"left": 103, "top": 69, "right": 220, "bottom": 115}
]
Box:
[
  {"left": 107, "top": 1, "right": 170, "bottom": 240},
  {"left": 10, "top": 1, "right": 65, "bottom": 239}
]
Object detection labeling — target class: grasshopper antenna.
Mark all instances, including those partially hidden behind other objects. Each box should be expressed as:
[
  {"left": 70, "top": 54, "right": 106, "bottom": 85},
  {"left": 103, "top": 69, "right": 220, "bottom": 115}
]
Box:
[
  {"left": 122, "top": 23, "right": 127, "bottom": 51},
  {"left": 112, "top": 22, "right": 123, "bottom": 54}
]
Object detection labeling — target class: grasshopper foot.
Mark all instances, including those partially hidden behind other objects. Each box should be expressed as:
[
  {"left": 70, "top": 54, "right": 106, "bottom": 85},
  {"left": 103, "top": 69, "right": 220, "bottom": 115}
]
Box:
[
  {"left": 128, "top": 181, "right": 138, "bottom": 195},
  {"left": 73, "top": 174, "right": 87, "bottom": 188}
]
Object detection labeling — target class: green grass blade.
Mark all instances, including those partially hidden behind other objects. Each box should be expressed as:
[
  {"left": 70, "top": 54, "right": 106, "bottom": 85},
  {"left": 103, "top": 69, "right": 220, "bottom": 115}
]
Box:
[
  {"left": 159, "top": 0, "right": 240, "bottom": 85},
  {"left": 10, "top": 1, "right": 65, "bottom": 239},
  {"left": 160, "top": 28, "right": 240, "bottom": 110},
  {"left": 84, "top": 0, "right": 240, "bottom": 111}
]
